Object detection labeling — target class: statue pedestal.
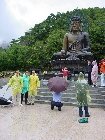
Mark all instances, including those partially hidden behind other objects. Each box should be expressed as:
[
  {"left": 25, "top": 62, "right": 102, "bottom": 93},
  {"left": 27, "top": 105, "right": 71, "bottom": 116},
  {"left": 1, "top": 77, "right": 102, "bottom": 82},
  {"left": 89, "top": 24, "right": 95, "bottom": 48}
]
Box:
[{"left": 51, "top": 51, "right": 93, "bottom": 74}]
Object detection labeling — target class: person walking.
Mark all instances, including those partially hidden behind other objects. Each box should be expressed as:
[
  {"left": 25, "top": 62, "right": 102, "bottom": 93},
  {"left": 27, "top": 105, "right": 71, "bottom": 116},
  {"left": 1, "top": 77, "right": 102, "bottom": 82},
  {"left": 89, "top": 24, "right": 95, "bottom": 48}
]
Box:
[
  {"left": 21, "top": 71, "right": 30, "bottom": 105},
  {"left": 75, "top": 72, "right": 91, "bottom": 117},
  {"left": 99, "top": 59, "right": 105, "bottom": 87},
  {"left": 87, "top": 60, "right": 93, "bottom": 85},
  {"left": 91, "top": 60, "right": 98, "bottom": 87},
  {"left": 28, "top": 71, "right": 40, "bottom": 105},
  {"left": 7, "top": 70, "right": 23, "bottom": 106}
]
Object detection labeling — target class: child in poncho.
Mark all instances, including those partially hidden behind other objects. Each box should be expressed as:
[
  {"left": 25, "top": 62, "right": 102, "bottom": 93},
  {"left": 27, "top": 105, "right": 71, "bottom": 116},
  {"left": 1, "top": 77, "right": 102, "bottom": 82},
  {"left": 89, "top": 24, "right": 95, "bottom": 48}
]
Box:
[{"left": 75, "top": 72, "right": 91, "bottom": 117}]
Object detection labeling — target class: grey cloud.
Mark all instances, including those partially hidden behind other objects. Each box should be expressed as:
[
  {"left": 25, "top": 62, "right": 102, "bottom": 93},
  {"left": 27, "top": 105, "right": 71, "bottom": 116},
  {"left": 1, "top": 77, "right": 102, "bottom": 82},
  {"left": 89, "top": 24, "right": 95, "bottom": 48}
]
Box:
[{"left": 0, "top": 1, "right": 25, "bottom": 43}]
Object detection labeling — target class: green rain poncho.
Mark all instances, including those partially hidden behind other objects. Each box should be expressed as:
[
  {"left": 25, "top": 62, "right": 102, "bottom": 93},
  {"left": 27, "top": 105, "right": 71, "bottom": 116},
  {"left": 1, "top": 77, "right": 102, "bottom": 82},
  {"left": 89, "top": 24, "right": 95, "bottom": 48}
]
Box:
[
  {"left": 75, "top": 73, "right": 91, "bottom": 106},
  {"left": 22, "top": 74, "right": 30, "bottom": 94}
]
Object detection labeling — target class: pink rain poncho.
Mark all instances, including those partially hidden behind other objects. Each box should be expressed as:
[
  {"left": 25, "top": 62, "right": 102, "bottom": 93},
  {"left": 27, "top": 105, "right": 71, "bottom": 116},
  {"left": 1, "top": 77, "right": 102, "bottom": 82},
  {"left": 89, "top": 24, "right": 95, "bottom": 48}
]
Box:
[{"left": 91, "top": 61, "right": 98, "bottom": 85}]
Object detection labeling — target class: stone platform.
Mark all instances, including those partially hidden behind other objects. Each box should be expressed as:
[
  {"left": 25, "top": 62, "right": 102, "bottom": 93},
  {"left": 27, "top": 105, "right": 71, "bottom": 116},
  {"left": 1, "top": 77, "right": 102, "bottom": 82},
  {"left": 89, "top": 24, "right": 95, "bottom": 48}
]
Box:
[{"left": 35, "top": 78, "right": 105, "bottom": 108}]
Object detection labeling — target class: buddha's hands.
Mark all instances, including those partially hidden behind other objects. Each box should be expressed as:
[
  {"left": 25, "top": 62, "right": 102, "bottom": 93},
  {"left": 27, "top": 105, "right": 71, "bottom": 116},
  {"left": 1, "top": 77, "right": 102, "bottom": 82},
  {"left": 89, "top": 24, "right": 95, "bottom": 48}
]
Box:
[{"left": 61, "top": 49, "right": 66, "bottom": 54}]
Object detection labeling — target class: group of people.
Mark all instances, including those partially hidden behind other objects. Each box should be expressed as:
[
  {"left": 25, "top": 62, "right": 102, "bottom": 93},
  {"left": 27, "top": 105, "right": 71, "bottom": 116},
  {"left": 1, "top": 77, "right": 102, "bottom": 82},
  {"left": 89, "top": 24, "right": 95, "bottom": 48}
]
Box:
[
  {"left": 51, "top": 59, "right": 105, "bottom": 117},
  {"left": 7, "top": 70, "right": 40, "bottom": 106},
  {"left": 5, "top": 59, "right": 105, "bottom": 117}
]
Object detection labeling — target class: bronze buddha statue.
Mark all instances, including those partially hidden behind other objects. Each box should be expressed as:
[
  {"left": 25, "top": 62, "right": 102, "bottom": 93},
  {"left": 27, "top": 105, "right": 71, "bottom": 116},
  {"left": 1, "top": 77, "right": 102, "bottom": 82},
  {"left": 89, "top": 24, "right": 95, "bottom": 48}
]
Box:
[
  {"left": 53, "top": 16, "right": 92, "bottom": 60},
  {"left": 62, "top": 16, "right": 90, "bottom": 53}
]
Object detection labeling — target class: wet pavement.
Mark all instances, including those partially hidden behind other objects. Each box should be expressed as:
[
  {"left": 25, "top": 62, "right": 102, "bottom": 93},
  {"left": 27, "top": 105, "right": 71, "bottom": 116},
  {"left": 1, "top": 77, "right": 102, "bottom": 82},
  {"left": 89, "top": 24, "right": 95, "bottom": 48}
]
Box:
[{"left": 0, "top": 104, "right": 105, "bottom": 140}]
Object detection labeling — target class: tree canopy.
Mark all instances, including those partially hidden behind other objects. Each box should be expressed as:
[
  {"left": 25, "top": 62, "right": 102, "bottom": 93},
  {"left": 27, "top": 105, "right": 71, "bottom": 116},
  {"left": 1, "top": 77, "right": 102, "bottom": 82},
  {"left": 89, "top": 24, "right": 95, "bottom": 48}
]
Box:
[{"left": 0, "top": 7, "right": 105, "bottom": 71}]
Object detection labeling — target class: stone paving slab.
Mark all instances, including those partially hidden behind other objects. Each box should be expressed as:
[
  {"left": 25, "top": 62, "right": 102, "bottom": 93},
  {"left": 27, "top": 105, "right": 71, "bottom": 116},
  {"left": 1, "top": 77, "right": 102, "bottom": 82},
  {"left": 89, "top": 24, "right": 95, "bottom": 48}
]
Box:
[{"left": 0, "top": 104, "right": 105, "bottom": 140}]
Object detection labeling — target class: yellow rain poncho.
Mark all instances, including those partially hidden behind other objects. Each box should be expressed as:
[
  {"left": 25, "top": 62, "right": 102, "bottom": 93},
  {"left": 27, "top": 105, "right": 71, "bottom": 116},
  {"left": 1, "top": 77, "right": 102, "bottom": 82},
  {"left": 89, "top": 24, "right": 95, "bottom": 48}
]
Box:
[
  {"left": 8, "top": 75, "right": 23, "bottom": 96},
  {"left": 29, "top": 74, "right": 40, "bottom": 96}
]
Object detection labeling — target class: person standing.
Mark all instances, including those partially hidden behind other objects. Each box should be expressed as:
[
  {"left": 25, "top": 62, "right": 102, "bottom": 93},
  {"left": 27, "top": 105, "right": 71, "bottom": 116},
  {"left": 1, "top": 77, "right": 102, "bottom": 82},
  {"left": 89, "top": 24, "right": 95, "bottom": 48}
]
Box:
[
  {"left": 62, "top": 67, "right": 69, "bottom": 81},
  {"left": 28, "top": 71, "right": 40, "bottom": 105},
  {"left": 21, "top": 71, "right": 30, "bottom": 105},
  {"left": 99, "top": 59, "right": 105, "bottom": 87},
  {"left": 87, "top": 60, "right": 93, "bottom": 85},
  {"left": 7, "top": 70, "right": 23, "bottom": 106},
  {"left": 91, "top": 60, "right": 98, "bottom": 87},
  {"left": 75, "top": 72, "right": 91, "bottom": 117}
]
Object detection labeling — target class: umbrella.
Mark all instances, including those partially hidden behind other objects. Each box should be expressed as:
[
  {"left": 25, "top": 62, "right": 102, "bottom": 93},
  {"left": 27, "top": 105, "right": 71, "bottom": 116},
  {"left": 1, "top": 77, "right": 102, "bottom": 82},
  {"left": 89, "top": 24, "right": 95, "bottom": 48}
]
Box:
[
  {"left": 48, "top": 76, "right": 69, "bottom": 93},
  {"left": 0, "top": 85, "right": 12, "bottom": 105}
]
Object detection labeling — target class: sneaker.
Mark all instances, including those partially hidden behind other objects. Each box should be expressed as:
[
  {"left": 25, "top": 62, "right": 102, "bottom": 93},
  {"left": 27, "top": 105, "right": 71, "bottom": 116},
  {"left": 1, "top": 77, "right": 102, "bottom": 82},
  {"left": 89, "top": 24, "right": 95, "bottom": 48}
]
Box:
[
  {"left": 60, "top": 103, "right": 63, "bottom": 107},
  {"left": 51, "top": 105, "right": 54, "bottom": 110},
  {"left": 19, "top": 104, "right": 23, "bottom": 106},
  {"left": 27, "top": 103, "right": 31, "bottom": 105},
  {"left": 58, "top": 107, "right": 61, "bottom": 111},
  {"left": 79, "top": 114, "right": 83, "bottom": 117},
  {"left": 85, "top": 114, "right": 90, "bottom": 117}
]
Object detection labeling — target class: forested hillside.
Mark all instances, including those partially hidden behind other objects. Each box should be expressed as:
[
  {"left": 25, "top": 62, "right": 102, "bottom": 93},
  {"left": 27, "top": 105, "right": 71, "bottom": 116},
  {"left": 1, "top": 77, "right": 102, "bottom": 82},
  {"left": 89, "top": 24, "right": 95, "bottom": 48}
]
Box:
[{"left": 0, "top": 7, "right": 105, "bottom": 71}]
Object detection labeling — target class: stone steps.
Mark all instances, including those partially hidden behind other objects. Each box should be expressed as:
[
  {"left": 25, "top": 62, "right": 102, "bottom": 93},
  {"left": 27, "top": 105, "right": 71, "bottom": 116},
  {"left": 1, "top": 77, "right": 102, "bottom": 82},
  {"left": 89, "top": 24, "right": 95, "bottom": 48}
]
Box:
[
  {"left": 36, "top": 92, "right": 104, "bottom": 99},
  {"left": 38, "top": 85, "right": 104, "bottom": 92},
  {"left": 34, "top": 100, "right": 105, "bottom": 108},
  {"left": 35, "top": 80, "right": 105, "bottom": 108},
  {"left": 35, "top": 95, "right": 104, "bottom": 104}
]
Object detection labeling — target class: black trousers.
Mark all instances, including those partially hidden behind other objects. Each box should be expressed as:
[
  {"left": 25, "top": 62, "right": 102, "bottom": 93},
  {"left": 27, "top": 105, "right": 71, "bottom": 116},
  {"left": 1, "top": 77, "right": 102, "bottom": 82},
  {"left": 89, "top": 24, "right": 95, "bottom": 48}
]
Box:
[
  {"left": 21, "top": 91, "right": 28, "bottom": 104},
  {"left": 79, "top": 106, "right": 89, "bottom": 117},
  {"left": 88, "top": 72, "right": 92, "bottom": 85},
  {"left": 51, "top": 101, "right": 63, "bottom": 107}
]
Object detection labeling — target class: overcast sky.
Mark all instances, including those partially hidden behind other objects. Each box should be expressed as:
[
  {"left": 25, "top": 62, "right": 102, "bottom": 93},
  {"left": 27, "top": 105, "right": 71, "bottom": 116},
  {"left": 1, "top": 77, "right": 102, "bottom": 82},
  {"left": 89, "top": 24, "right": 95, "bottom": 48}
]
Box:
[{"left": 0, "top": 0, "right": 105, "bottom": 43}]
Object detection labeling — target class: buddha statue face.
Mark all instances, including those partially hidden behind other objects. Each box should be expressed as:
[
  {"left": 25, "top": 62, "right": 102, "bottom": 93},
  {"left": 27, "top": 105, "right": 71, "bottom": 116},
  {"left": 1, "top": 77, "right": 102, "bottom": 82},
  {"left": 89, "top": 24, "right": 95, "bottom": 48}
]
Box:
[
  {"left": 70, "top": 16, "right": 82, "bottom": 32},
  {"left": 71, "top": 21, "right": 81, "bottom": 31}
]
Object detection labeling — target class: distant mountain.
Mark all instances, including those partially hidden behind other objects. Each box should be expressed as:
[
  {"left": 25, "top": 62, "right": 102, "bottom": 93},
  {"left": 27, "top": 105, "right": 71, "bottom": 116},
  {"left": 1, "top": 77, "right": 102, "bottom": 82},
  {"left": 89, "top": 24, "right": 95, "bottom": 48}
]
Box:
[{"left": 0, "top": 41, "right": 9, "bottom": 48}]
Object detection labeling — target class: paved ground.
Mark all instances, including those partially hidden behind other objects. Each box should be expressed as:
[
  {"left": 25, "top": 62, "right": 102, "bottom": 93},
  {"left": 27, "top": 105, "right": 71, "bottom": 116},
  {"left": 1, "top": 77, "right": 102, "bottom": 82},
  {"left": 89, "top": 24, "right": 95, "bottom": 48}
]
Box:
[{"left": 0, "top": 104, "right": 105, "bottom": 140}]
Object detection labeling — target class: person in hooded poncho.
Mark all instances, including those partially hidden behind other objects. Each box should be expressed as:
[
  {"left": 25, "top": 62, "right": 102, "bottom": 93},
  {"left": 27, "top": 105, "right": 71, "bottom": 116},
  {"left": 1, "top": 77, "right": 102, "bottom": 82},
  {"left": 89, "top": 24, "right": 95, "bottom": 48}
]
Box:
[
  {"left": 91, "top": 60, "right": 98, "bottom": 87},
  {"left": 7, "top": 70, "right": 23, "bottom": 106},
  {"left": 21, "top": 71, "right": 30, "bottom": 105},
  {"left": 75, "top": 72, "right": 91, "bottom": 117},
  {"left": 28, "top": 71, "right": 40, "bottom": 105}
]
